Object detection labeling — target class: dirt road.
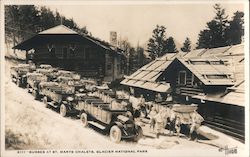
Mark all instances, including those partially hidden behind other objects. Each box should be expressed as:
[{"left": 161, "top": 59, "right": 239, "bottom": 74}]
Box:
[
  {"left": 5, "top": 62, "right": 144, "bottom": 150},
  {"left": 4, "top": 60, "right": 216, "bottom": 151}
]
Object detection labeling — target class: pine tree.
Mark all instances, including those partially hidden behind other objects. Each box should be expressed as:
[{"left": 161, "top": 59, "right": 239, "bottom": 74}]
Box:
[
  {"left": 119, "top": 39, "right": 132, "bottom": 57},
  {"left": 225, "top": 11, "right": 244, "bottom": 45},
  {"left": 213, "top": 4, "right": 229, "bottom": 47},
  {"left": 18, "top": 5, "right": 40, "bottom": 39},
  {"left": 54, "top": 10, "right": 61, "bottom": 26},
  {"left": 129, "top": 47, "right": 137, "bottom": 73},
  {"left": 63, "top": 18, "right": 78, "bottom": 30},
  {"left": 181, "top": 37, "right": 191, "bottom": 52},
  {"left": 5, "top": 5, "right": 41, "bottom": 46},
  {"left": 38, "top": 7, "right": 57, "bottom": 30},
  {"left": 164, "top": 37, "right": 178, "bottom": 53},
  {"left": 5, "top": 5, "right": 89, "bottom": 45},
  {"left": 196, "top": 30, "right": 211, "bottom": 49},
  {"left": 147, "top": 25, "right": 167, "bottom": 60},
  {"left": 5, "top": 5, "right": 20, "bottom": 44},
  {"left": 78, "top": 26, "right": 88, "bottom": 35},
  {"left": 196, "top": 4, "right": 229, "bottom": 49},
  {"left": 136, "top": 46, "right": 145, "bottom": 67}
]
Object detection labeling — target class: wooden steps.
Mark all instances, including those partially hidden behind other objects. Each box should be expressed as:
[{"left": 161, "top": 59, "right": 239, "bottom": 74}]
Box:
[
  {"left": 205, "top": 123, "right": 244, "bottom": 143},
  {"left": 204, "top": 115, "right": 245, "bottom": 143}
]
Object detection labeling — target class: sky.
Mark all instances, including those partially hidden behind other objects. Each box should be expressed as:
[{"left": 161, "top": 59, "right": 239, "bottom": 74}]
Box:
[{"left": 48, "top": 2, "right": 245, "bottom": 49}]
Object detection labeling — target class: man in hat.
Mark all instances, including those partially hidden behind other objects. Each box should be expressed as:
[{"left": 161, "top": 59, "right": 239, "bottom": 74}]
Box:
[
  {"left": 189, "top": 110, "right": 204, "bottom": 141},
  {"left": 175, "top": 116, "right": 181, "bottom": 137},
  {"left": 166, "top": 93, "right": 173, "bottom": 103},
  {"left": 168, "top": 108, "right": 176, "bottom": 136},
  {"left": 138, "top": 94, "right": 147, "bottom": 118},
  {"left": 148, "top": 106, "right": 158, "bottom": 132},
  {"left": 154, "top": 110, "right": 166, "bottom": 138},
  {"left": 155, "top": 93, "right": 163, "bottom": 103}
]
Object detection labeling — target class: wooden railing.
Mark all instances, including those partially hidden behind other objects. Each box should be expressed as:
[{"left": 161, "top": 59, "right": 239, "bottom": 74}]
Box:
[{"left": 176, "top": 87, "right": 204, "bottom": 96}]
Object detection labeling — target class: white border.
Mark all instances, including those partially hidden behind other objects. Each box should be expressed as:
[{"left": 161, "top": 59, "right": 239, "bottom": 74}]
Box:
[
  {"left": 243, "top": 1, "right": 249, "bottom": 157},
  {"left": 1, "top": 0, "right": 249, "bottom": 157}
]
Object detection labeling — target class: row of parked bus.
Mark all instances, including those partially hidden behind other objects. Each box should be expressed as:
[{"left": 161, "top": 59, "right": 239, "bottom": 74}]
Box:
[{"left": 10, "top": 63, "right": 143, "bottom": 143}]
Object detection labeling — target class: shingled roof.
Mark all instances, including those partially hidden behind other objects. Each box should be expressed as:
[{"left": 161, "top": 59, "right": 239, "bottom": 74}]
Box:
[
  {"left": 176, "top": 58, "right": 235, "bottom": 86},
  {"left": 121, "top": 52, "right": 184, "bottom": 93},
  {"left": 13, "top": 25, "right": 123, "bottom": 54},
  {"left": 121, "top": 44, "right": 245, "bottom": 106},
  {"left": 39, "top": 25, "right": 78, "bottom": 34},
  {"left": 193, "top": 80, "right": 245, "bottom": 107}
]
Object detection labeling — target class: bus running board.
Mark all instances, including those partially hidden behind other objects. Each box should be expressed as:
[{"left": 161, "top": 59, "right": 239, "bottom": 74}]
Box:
[
  {"left": 88, "top": 121, "right": 106, "bottom": 130},
  {"left": 47, "top": 102, "right": 58, "bottom": 108}
]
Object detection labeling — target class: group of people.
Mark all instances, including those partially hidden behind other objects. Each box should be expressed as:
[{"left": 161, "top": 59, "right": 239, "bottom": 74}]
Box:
[
  {"left": 135, "top": 94, "right": 204, "bottom": 141},
  {"left": 99, "top": 90, "right": 204, "bottom": 141}
]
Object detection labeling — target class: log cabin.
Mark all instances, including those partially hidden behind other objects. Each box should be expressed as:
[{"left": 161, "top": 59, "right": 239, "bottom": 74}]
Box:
[
  {"left": 13, "top": 25, "right": 125, "bottom": 82},
  {"left": 121, "top": 44, "right": 245, "bottom": 141}
]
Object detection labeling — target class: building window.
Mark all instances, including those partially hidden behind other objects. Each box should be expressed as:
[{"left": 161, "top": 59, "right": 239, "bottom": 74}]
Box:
[
  {"left": 63, "top": 47, "right": 68, "bottom": 59},
  {"left": 206, "top": 74, "right": 228, "bottom": 79},
  {"left": 69, "top": 43, "right": 76, "bottom": 51},
  {"left": 69, "top": 43, "right": 76, "bottom": 58},
  {"left": 47, "top": 43, "right": 54, "bottom": 52},
  {"left": 69, "top": 49, "right": 75, "bottom": 58},
  {"left": 50, "top": 48, "right": 56, "bottom": 58},
  {"left": 47, "top": 43, "right": 56, "bottom": 58},
  {"left": 178, "top": 71, "right": 186, "bottom": 85},
  {"left": 107, "top": 64, "right": 112, "bottom": 70}
]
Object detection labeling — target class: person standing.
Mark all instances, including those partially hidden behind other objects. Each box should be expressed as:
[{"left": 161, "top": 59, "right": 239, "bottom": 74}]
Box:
[
  {"left": 189, "top": 110, "right": 204, "bottom": 141},
  {"left": 138, "top": 94, "right": 145, "bottom": 107},
  {"left": 154, "top": 110, "right": 165, "bottom": 138},
  {"left": 168, "top": 108, "right": 176, "bottom": 136},
  {"left": 166, "top": 93, "right": 173, "bottom": 103},
  {"left": 138, "top": 95, "right": 147, "bottom": 118},
  {"left": 122, "top": 100, "right": 134, "bottom": 115},
  {"left": 175, "top": 116, "right": 181, "bottom": 137},
  {"left": 148, "top": 106, "right": 158, "bottom": 132},
  {"left": 155, "top": 93, "right": 163, "bottom": 103}
]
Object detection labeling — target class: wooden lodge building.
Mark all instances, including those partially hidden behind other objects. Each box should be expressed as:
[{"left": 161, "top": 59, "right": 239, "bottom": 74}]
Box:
[
  {"left": 121, "top": 44, "right": 245, "bottom": 141},
  {"left": 13, "top": 25, "right": 125, "bottom": 82}
]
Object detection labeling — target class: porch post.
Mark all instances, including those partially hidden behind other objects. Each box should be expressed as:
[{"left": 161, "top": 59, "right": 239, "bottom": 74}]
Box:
[{"left": 25, "top": 50, "right": 28, "bottom": 63}]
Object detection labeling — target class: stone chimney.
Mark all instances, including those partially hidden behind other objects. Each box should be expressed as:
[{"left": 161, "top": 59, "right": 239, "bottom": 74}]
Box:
[{"left": 110, "top": 31, "right": 117, "bottom": 47}]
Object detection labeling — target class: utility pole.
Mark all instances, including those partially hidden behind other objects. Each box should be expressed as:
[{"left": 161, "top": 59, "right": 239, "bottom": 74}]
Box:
[{"left": 127, "top": 51, "right": 130, "bottom": 75}]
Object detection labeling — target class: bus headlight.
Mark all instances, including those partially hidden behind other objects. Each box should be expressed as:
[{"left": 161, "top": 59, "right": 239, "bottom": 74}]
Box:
[{"left": 67, "top": 96, "right": 74, "bottom": 102}]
